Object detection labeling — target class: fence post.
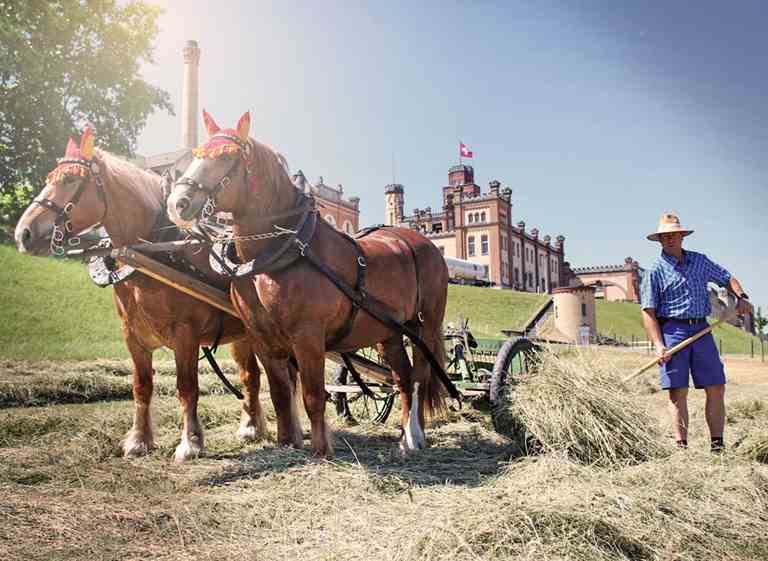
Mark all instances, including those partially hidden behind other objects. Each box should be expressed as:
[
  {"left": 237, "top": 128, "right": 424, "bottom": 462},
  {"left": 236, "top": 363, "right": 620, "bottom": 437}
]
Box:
[
  {"left": 762, "top": 340, "right": 765, "bottom": 363},
  {"left": 751, "top": 339, "right": 754, "bottom": 359}
]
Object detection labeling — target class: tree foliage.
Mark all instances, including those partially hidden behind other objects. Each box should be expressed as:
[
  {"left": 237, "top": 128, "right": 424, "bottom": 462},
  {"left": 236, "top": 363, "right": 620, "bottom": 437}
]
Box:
[
  {"left": 0, "top": 0, "right": 172, "bottom": 224},
  {"left": 756, "top": 307, "right": 767, "bottom": 339}
]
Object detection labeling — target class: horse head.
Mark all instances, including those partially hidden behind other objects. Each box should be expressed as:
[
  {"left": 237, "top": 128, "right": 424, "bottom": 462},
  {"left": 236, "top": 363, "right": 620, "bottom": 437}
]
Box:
[
  {"left": 168, "top": 110, "right": 290, "bottom": 229},
  {"left": 15, "top": 126, "right": 107, "bottom": 256}
]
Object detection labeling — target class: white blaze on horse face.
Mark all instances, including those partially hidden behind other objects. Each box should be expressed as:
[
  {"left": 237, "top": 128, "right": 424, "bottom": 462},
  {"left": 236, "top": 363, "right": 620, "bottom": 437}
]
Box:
[
  {"left": 404, "top": 381, "right": 426, "bottom": 451},
  {"left": 167, "top": 157, "right": 207, "bottom": 228},
  {"left": 14, "top": 183, "right": 57, "bottom": 254}
]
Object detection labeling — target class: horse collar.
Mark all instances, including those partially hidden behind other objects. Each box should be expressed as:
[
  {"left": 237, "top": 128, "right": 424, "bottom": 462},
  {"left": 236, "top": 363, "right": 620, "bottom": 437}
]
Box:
[{"left": 209, "top": 197, "right": 317, "bottom": 278}]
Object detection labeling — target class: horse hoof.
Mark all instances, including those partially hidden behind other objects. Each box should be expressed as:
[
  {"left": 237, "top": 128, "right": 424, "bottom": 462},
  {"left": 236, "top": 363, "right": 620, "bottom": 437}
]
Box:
[
  {"left": 237, "top": 423, "right": 265, "bottom": 443},
  {"left": 399, "top": 436, "right": 426, "bottom": 455},
  {"left": 174, "top": 440, "right": 203, "bottom": 463},
  {"left": 122, "top": 433, "right": 153, "bottom": 457}
]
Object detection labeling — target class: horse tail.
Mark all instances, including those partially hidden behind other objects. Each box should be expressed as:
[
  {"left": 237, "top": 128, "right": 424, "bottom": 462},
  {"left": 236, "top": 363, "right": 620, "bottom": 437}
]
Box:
[{"left": 419, "top": 331, "right": 448, "bottom": 420}]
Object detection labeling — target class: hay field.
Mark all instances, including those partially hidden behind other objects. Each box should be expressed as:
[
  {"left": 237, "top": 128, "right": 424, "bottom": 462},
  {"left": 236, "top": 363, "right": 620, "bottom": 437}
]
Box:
[{"left": 1, "top": 350, "right": 767, "bottom": 561}]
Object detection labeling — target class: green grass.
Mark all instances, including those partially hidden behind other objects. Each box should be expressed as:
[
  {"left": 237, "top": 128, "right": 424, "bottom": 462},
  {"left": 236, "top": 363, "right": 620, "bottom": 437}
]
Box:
[
  {"left": 0, "top": 245, "right": 178, "bottom": 361},
  {"left": 597, "top": 299, "right": 763, "bottom": 354},
  {"left": 0, "top": 245, "right": 547, "bottom": 360},
  {"left": 0, "top": 245, "right": 135, "bottom": 360},
  {"left": 2, "top": 243, "right": 760, "bottom": 359},
  {"left": 445, "top": 284, "right": 547, "bottom": 338}
]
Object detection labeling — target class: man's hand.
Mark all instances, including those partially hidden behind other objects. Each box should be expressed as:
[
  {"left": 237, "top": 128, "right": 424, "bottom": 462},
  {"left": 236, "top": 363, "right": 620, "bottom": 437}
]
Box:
[
  {"left": 737, "top": 297, "right": 754, "bottom": 316},
  {"left": 655, "top": 343, "right": 671, "bottom": 364}
]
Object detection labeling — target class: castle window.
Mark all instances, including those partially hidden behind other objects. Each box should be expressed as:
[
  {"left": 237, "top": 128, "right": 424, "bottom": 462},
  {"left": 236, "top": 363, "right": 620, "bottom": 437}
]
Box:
[
  {"left": 343, "top": 220, "right": 353, "bottom": 234},
  {"left": 474, "top": 212, "right": 480, "bottom": 222},
  {"left": 468, "top": 236, "right": 476, "bottom": 256},
  {"left": 481, "top": 234, "right": 488, "bottom": 255},
  {"left": 481, "top": 211, "right": 486, "bottom": 222},
  {"left": 432, "top": 223, "right": 442, "bottom": 233},
  {"left": 468, "top": 213, "right": 474, "bottom": 223},
  {"left": 325, "top": 214, "right": 336, "bottom": 226},
  {"left": 581, "top": 303, "right": 587, "bottom": 317}
]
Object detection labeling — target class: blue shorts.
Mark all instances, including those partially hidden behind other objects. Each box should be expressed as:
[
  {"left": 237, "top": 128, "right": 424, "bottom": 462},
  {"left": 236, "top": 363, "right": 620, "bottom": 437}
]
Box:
[{"left": 659, "top": 319, "right": 726, "bottom": 390}]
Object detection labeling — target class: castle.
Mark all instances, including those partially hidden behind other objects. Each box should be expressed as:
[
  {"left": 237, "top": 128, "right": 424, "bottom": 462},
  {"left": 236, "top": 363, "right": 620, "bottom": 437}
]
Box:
[{"left": 385, "top": 164, "right": 565, "bottom": 292}]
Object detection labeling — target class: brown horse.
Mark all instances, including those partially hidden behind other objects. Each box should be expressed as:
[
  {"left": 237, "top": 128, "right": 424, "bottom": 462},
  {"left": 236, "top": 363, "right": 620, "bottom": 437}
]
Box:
[
  {"left": 14, "top": 128, "right": 299, "bottom": 462},
  {"left": 167, "top": 111, "right": 448, "bottom": 457}
]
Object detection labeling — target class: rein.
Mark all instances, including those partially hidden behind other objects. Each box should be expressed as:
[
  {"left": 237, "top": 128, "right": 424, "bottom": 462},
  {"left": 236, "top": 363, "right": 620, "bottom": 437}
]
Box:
[{"left": 34, "top": 158, "right": 108, "bottom": 256}]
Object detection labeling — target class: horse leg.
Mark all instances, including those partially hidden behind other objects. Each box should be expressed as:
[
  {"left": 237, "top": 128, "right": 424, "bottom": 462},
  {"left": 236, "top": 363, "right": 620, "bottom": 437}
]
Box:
[
  {"left": 379, "top": 335, "right": 425, "bottom": 452},
  {"left": 293, "top": 339, "right": 333, "bottom": 458},
  {"left": 262, "top": 356, "right": 303, "bottom": 448},
  {"left": 173, "top": 324, "right": 204, "bottom": 463},
  {"left": 122, "top": 332, "right": 155, "bottom": 457},
  {"left": 410, "top": 327, "right": 445, "bottom": 446},
  {"left": 229, "top": 340, "right": 267, "bottom": 442}
]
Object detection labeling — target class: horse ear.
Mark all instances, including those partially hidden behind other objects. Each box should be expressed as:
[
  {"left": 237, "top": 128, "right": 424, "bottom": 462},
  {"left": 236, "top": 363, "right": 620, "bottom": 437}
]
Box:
[
  {"left": 80, "top": 126, "right": 95, "bottom": 161},
  {"left": 236, "top": 111, "right": 250, "bottom": 142},
  {"left": 202, "top": 109, "right": 220, "bottom": 137},
  {"left": 64, "top": 138, "right": 80, "bottom": 159}
]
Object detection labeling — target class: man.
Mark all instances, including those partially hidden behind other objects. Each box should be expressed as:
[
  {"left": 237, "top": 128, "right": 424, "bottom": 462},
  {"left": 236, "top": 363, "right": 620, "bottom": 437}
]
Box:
[{"left": 640, "top": 213, "right": 753, "bottom": 452}]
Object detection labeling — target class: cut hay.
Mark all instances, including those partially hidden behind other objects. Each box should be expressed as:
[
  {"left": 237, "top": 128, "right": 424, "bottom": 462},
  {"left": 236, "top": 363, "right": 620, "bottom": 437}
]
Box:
[
  {"left": 495, "top": 348, "right": 669, "bottom": 467},
  {"left": 737, "top": 422, "right": 768, "bottom": 464}
]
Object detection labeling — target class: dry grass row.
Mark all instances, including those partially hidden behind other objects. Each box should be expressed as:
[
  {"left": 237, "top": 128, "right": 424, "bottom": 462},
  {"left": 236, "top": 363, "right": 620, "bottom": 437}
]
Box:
[{"left": 2, "top": 352, "right": 768, "bottom": 560}]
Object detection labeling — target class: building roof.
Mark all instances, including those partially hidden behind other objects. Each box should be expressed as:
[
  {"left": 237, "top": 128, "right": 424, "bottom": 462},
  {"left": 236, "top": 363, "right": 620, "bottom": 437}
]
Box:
[{"left": 291, "top": 170, "right": 359, "bottom": 210}]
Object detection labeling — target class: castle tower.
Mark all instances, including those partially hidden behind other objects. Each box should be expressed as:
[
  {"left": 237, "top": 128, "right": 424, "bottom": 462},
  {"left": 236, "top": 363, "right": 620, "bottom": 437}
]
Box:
[
  {"left": 384, "top": 183, "right": 404, "bottom": 226},
  {"left": 181, "top": 40, "right": 201, "bottom": 149}
]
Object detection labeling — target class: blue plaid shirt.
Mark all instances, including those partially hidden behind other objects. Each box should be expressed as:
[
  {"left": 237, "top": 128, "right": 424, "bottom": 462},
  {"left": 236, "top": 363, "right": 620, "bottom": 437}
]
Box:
[{"left": 640, "top": 250, "right": 731, "bottom": 319}]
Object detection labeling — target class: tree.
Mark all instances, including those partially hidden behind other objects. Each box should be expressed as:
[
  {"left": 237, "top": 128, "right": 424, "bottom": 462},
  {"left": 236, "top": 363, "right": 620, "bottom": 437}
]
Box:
[
  {"left": 756, "top": 306, "right": 767, "bottom": 340},
  {"left": 0, "top": 0, "right": 173, "bottom": 225}
]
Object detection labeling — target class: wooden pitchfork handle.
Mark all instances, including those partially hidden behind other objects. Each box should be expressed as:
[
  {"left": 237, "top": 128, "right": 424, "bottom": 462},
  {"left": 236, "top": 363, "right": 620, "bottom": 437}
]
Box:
[{"left": 622, "top": 310, "right": 739, "bottom": 384}]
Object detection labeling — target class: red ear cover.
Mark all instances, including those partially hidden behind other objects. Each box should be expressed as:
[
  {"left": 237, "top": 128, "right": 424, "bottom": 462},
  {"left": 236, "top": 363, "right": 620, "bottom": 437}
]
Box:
[{"left": 203, "top": 109, "right": 221, "bottom": 137}]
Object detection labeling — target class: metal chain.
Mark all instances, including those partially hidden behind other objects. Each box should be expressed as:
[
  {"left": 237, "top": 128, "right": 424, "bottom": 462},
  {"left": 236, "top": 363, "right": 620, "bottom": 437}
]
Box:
[{"left": 209, "top": 224, "right": 298, "bottom": 244}]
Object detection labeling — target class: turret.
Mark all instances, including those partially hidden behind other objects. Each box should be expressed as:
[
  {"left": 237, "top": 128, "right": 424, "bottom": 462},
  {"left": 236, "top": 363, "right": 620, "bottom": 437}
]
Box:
[{"left": 384, "top": 183, "right": 404, "bottom": 226}]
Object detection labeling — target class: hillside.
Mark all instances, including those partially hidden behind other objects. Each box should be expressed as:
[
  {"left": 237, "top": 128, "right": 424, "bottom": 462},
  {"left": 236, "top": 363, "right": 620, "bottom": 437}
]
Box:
[
  {"left": 0, "top": 245, "right": 171, "bottom": 361},
  {"left": 445, "top": 285, "right": 547, "bottom": 338},
  {"left": 0, "top": 244, "right": 760, "bottom": 359},
  {"left": 597, "top": 300, "right": 763, "bottom": 355}
]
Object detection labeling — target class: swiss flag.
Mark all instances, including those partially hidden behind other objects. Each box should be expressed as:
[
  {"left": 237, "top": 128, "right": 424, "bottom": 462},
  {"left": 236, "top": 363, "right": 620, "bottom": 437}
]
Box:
[{"left": 459, "top": 142, "right": 473, "bottom": 158}]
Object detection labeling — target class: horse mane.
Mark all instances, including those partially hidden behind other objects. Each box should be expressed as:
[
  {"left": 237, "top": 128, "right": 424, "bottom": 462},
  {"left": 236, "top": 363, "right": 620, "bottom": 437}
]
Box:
[
  {"left": 93, "top": 148, "right": 164, "bottom": 209},
  {"left": 91, "top": 148, "right": 165, "bottom": 243},
  {"left": 246, "top": 138, "right": 294, "bottom": 194}
]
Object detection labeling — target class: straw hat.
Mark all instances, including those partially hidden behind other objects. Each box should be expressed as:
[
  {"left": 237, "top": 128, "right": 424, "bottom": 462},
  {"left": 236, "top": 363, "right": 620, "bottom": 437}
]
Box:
[{"left": 646, "top": 213, "right": 694, "bottom": 241}]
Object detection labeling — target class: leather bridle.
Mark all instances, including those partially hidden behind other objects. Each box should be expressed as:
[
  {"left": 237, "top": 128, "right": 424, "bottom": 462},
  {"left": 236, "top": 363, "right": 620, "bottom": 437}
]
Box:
[
  {"left": 33, "top": 159, "right": 107, "bottom": 256},
  {"left": 174, "top": 134, "right": 253, "bottom": 222}
]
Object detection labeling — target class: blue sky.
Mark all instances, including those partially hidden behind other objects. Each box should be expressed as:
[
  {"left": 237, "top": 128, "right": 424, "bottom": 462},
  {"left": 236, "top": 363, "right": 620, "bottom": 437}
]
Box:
[{"left": 138, "top": 1, "right": 767, "bottom": 314}]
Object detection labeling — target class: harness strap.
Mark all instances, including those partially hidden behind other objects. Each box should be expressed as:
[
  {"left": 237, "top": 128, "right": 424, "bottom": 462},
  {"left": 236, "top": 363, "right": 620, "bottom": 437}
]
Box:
[
  {"left": 300, "top": 243, "right": 462, "bottom": 402},
  {"left": 201, "top": 346, "right": 244, "bottom": 400},
  {"left": 340, "top": 352, "right": 377, "bottom": 399},
  {"left": 384, "top": 229, "right": 423, "bottom": 324},
  {"left": 209, "top": 197, "right": 317, "bottom": 278},
  {"left": 326, "top": 226, "right": 367, "bottom": 349}
]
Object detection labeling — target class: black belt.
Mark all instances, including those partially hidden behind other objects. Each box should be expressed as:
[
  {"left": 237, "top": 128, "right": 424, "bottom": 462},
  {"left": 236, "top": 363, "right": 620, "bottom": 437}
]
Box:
[{"left": 658, "top": 317, "right": 707, "bottom": 326}]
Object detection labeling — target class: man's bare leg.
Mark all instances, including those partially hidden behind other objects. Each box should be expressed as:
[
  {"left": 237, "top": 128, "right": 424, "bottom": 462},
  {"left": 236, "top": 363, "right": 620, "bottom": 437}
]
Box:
[
  {"left": 668, "top": 387, "right": 689, "bottom": 445},
  {"left": 704, "top": 384, "right": 726, "bottom": 452}
]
